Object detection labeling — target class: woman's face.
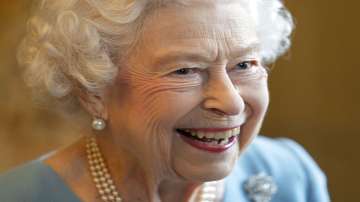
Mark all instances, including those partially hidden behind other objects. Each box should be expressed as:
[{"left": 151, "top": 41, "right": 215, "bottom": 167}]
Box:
[{"left": 106, "top": 0, "right": 269, "bottom": 181}]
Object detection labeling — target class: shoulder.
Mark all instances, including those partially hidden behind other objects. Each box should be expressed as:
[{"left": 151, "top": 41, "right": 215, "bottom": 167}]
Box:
[
  {"left": 249, "top": 136, "right": 329, "bottom": 190},
  {"left": 223, "top": 135, "right": 330, "bottom": 202},
  {"left": 0, "top": 160, "right": 81, "bottom": 202},
  {"left": 247, "top": 136, "right": 326, "bottom": 177}
]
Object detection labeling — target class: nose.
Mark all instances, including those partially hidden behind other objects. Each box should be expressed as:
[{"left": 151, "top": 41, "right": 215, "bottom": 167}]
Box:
[{"left": 202, "top": 72, "right": 245, "bottom": 116}]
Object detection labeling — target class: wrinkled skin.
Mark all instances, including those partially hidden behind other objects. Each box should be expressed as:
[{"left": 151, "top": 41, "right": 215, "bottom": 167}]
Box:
[{"left": 91, "top": 0, "right": 269, "bottom": 201}]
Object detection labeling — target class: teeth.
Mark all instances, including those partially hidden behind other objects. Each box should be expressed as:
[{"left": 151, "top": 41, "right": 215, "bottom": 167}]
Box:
[
  {"left": 224, "top": 130, "right": 232, "bottom": 139},
  {"left": 232, "top": 127, "right": 240, "bottom": 136},
  {"left": 219, "top": 139, "right": 228, "bottom": 146},
  {"left": 213, "top": 132, "right": 225, "bottom": 140},
  {"left": 197, "top": 131, "right": 205, "bottom": 138},
  {"left": 204, "top": 132, "right": 215, "bottom": 139},
  {"left": 209, "top": 141, "right": 219, "bottom": 146},
  {"left": 183, "top": 127, "right": 240, "bottom": 142}
]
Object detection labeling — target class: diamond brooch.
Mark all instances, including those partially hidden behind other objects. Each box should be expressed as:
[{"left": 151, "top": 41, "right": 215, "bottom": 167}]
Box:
[{"left": 244, "top": 172, "right": 278, "bottom": 202}]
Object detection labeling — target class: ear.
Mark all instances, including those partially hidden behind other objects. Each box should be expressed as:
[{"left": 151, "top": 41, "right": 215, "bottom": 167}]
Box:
[{"left": 77, "top": 90, "right": 108, "bottom": 120}]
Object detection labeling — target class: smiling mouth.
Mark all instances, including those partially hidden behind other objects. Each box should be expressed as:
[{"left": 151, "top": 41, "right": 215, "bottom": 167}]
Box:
[{"left": 176, "top": 127, "right": 240, "bottom": 152}]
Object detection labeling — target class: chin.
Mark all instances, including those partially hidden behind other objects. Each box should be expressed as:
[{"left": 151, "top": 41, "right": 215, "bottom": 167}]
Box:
[
  {"left": 174, "top": 156, "right": 238, "bottom": 182},
  {"left": 171, "top": 134, "right": 240, "bottom": 182}
]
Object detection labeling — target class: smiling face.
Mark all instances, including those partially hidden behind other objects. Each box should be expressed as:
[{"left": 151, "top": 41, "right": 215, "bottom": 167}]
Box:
[{"left": 106, "top": 0, "right": 269, "bottom": 182}]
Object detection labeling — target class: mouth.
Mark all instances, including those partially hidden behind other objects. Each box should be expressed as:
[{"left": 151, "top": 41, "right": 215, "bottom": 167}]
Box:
[{"left": 175, "top": 127, "right": 240, "bottom": 153}]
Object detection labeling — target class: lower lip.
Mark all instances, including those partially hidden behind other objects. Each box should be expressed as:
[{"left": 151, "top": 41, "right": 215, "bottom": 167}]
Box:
[{"left": 178, "top": 132, "right": 238, "bottom": 153}]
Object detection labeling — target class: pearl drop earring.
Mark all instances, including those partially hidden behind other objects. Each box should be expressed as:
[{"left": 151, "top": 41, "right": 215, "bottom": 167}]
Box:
[{"left": 92, "top": 118, "right": 106, "bottom": 131}]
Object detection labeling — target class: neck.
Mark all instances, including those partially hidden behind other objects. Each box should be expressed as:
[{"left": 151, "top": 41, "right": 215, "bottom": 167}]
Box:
[
  {"left": 159, "top": 179, "right": 203, "bottom": 202},
  {"left": 95, "top": 133, "right": 204, "bottom": 202}
]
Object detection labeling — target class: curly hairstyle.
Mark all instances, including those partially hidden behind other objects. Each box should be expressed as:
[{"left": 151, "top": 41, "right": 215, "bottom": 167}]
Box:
[{"left": 17, "top": 0, "right": 294, "bottom": 112}]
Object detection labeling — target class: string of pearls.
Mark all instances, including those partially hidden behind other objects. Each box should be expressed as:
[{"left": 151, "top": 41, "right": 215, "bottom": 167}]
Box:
[
  {"left": 86, "top": 136, "right": 220, "bottom": 202},
  {"left": 86, "top": 137, "right": 122, "bottom": 202},
  {"left": 195, "top": 181, "right": 219, "bottom": 202}
]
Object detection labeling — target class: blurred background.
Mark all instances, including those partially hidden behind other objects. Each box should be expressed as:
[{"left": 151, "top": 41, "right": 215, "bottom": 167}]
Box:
[{"left": 0, "top": 1, "right": 359, "bottom": 201}]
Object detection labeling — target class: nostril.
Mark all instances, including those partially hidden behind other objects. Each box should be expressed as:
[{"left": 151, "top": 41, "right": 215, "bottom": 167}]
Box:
[{"left": 209, "top": 108, "right": 227, "bottom": 116}]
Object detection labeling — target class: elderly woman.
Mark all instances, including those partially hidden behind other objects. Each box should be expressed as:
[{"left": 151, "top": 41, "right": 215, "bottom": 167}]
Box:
[{"left": 0, "top": 0, "right": 329, "bottom": 201}]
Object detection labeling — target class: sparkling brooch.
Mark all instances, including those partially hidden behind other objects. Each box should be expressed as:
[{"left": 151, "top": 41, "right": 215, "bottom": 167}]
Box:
[{"left": 244, "top": 172, "right": 278, "bottom": 202}]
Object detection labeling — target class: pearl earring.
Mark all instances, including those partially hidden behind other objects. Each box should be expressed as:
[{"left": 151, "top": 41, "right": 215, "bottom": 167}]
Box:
[{"left": 92, "top": 118, "right": 106, "bottom": 131}]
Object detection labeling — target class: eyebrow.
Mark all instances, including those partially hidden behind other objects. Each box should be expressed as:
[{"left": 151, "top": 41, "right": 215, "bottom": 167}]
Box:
[
  {"left": 152, "top": 49, "right": 214, "bottom": 70},
  {"left": 151, "top": 42, "right": 261, "bottom": 70},
  {"left": 228, "top": 42, "right": 261, "bottom": 59}
]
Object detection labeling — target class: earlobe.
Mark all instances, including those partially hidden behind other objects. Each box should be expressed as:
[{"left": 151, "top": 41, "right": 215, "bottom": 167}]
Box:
[{"left": 77, "top": 90, "right": 108, "bottom": 120}]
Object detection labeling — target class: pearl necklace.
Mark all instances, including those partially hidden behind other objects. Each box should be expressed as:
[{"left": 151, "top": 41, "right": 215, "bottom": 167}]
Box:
[
  {"left": 86, "top": 136, "right": 220, "bottom": 202},
  {"left": 86, "top": 137, "right": 122, "bottom": 202}
]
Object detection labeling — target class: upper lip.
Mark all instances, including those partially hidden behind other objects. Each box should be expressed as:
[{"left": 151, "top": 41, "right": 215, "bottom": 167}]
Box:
[{"left": 179, "top": 126, "right": 240, "bottom": 132}]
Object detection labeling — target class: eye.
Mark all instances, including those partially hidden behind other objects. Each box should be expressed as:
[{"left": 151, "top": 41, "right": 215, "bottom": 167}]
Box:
[
  {"left": 173, "top": 68, "right": 198, "bottom": 75},
  {"left": 174, "top": 68, "right": 191, "bottom": 75},
  {"left": 236, "top": 61, "right": 254, "bottom": 70}
]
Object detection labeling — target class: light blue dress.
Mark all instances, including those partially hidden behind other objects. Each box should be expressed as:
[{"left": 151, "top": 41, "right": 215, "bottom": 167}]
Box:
[{"left": 0, "top": 136, "right": 330, "bottom": 202}]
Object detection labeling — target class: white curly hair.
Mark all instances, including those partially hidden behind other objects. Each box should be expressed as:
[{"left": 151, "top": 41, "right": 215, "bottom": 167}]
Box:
[{"left": 17, "top": 0, "right": 294, "bottom": 112}]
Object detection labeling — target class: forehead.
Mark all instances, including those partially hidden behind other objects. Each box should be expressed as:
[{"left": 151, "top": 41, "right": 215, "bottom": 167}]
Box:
[{"left": 134, "top": 0, "right": 259, "bottom": 64}]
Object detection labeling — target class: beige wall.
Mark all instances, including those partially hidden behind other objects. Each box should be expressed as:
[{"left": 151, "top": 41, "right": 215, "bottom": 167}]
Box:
[
  {"left": 0, "top": 0, "right": 82, "bottom": 169},
  {"left": 0, "top": 1, "right": 359, "bottom": 201}
]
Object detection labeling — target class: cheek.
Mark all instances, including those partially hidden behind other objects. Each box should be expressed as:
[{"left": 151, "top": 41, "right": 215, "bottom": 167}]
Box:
[
  {"left": 117, "top": 79, "right": 203, "bottom": 173},
  {"left": 114, "top": 66, "right": 204, "bottom": 135},
  {"left": 236, "top": 76, "right": 269, "bottom": 149},
  {"left": 135, "top": 84, "right": 203, "bottom": 130},
  {"left": 243, "top": 81, "right": 269, "bottom": 114},
  {"left": 233, "top": 70, "right": 269, "bottom": 115},
  {"left": 122, "top": 69, "right": 203, "bottom": 127}
]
